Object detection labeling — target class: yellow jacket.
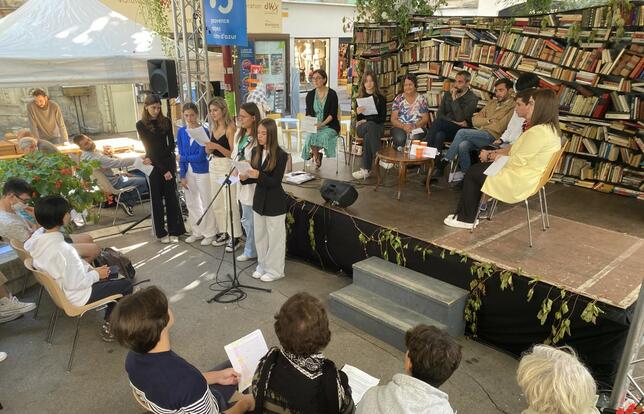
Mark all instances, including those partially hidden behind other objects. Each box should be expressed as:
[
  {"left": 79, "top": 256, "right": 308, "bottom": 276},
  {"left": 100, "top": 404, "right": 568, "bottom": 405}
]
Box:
[{"left": 482, "top": 124, "right": 561, "bottom": 204}]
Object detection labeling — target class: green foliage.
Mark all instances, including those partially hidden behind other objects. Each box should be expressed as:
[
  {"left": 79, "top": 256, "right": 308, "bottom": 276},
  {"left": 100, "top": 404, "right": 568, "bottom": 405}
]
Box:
[
  {"left": 354, "top": 0, "right": 447, "bottom": 44},
  {"left": 285, "top": 212, "right": 295, "bottom": 235},
  {"left": 308, "top": 217, "right": 316, "bottom": 251},
  {"left": 581, "top": 300, "right": 604, "bottom": 324},
  {"left": 138, "top": 0, "right": 174, "bottom": 56},
  {"left": 0, "top": 152, "right": 104, "bottom": 213}
]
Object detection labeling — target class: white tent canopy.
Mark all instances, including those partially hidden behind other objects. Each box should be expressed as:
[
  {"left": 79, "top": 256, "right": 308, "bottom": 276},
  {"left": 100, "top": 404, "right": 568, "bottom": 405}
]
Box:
[{"left": 0, "top": 0, "right": 168, "bottom": 87}]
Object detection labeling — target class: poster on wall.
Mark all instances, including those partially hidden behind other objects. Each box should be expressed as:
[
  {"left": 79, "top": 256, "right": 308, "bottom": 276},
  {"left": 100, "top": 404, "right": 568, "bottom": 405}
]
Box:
[
  {"left": 254, "top": 40, "right": 288, "bottom": 114},
  {"left": 204, "top": 0, "right": 248, "bottom": 46},
  {"left": 247, "top": 0, "right": 282, "bottom": 34},
  {"left": 239, "top": 43, "right": 256, "bottom": 104}
]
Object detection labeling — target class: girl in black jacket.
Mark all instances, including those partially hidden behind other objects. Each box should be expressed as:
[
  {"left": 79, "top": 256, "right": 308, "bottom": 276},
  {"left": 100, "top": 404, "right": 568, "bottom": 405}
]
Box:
[
  {"left": 353, "top": 70, "right": 387, "bottom": 180},
  {"left": 240, "top": 118, "right": 288, "bottom": 282},
  {"left": 136, "top": 94, "right": 186, "bottom": 242}
]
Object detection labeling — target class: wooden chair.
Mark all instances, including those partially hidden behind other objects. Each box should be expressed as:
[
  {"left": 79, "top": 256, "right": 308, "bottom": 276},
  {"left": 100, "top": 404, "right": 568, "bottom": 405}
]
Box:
[
  {"left": 91, "top": 169, "right": 143, "bottom": 225},
  {"left": 280, "top": 113, "right": 303, "bottom": 152},
  {"left": 472, "top": 144, "right": 568, "bottom": 247},
  {"left": 24, "top": 258, "right": 123, "bottom": 372}
]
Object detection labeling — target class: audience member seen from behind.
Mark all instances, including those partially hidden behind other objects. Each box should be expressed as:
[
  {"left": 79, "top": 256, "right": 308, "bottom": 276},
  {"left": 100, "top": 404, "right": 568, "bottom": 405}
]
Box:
[
  {"left": 0, "top": 178, "right": 100, "bottom": 261},
  {"left": 352, "top": 70, "right": 388, "bottom": 180},
  {"left": 357, "top": 325, "right": 461, "bottom": 414},
  {"left": 18, "top": 136, "right": 60, "bottom": 154},
  {"left": 443, "top": 89, "right": 561, "bottom": 229},
  {"left": 251, "top": 292, "right": 355, "bottom": 414},
  {"left": 300, "top": 69, "right": 340, "bottom": 169},
  {"left": 111, "top": 286, "right": 255, "bottom": 414},
  {"left": 74, "top": 133, "right": 149, "bottom": 217},
  {"left": 390, "top": 74, "right": 430, "bottom": 151},
  {"left": 177, "top": 102, "right": 217, "bottom": 246},
  {"left": 26, "top": 88, "right": 69, "bottom": 144},
  {"left": 517, "top": 345, "right": 600, "bottom": 414},
  {"left": 233, "top": 102, "right": 261, "bottom": 260},
  {"left": 241, "top": 119, "right": 289, "bottom": 283},
  {"left": 24, "top": 195, "right": 133, "bottom": 341},
  {"left": 136, "top": 93, "right": 186, "bottom": 243},
  {"left": 206, "top": 97, "right": 242, "bottom": 248}
]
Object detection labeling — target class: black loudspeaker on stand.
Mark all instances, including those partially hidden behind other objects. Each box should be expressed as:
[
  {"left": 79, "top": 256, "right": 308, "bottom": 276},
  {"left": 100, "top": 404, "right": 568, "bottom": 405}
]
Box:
[
  {"left": 147, "top": 59, "right": 179, "bottom": 99},
  {"left": 320, "top": 179, "right": 358, "bottom": 208},
  {"left": 197, "top": 166, "right": 271, "bottom": 303}
]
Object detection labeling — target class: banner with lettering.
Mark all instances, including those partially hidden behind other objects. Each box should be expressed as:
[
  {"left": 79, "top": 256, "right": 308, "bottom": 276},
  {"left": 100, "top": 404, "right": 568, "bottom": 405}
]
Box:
[{"left": 204, "top": 0, "right": 248, "bottom": 46}]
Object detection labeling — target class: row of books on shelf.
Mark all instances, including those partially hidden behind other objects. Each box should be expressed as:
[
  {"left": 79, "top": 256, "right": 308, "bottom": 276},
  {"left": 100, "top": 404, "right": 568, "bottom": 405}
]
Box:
[
  {"left": 355, "top": 40, "right": 398, "bottom": 57},
  {"left": 354, "top": 28, "right": 395, "bottom": 44},
  {"left": 564, "top": 135, "right": 643, "bottom": 167},
  {"left": 362, "top": 54, "right": 400, "bottom": 75},
  {"left": 552, "top": 174, "right": 644, "bottom": 198},
  {"left": 556, "top": 156, "right": 643, "bottom": 187}
]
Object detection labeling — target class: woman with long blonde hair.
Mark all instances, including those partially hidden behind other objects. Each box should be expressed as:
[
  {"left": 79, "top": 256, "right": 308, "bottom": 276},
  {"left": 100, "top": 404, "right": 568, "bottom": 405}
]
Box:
[{"left": 206, "top": 97, "right": 242, "bottom": 247}]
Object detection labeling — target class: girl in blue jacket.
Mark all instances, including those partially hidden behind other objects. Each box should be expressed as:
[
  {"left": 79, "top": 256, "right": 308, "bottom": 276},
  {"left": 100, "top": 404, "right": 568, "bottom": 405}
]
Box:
[{"left": 177, "top": 103, "right": 217, "bottom": 245}]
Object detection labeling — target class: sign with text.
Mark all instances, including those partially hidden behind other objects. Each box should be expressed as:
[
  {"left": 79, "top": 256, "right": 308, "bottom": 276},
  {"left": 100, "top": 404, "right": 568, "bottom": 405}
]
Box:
[
  {"left": 247, "top": 0, "right": 282, "bottom": 34},
  {"left": 204, "top": 0, "right": 248, "bottom": 46}
]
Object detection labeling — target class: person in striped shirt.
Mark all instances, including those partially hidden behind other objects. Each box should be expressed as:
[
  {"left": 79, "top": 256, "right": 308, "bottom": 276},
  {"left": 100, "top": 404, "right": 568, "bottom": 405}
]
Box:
[{"left": 111, "top": 286, "right": 255, "bottom": 414}]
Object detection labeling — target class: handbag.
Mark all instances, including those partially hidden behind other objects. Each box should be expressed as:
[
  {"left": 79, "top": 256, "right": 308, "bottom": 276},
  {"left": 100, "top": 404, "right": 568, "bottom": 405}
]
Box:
[{"left": 93, "top": 247, "right": 136, "bottom": 280}]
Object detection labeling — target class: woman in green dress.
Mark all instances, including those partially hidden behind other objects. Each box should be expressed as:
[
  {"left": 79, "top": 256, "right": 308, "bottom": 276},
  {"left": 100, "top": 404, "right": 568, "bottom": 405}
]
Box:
[{"left": 301, "top": 69, "right": 340, "bottom": 169}]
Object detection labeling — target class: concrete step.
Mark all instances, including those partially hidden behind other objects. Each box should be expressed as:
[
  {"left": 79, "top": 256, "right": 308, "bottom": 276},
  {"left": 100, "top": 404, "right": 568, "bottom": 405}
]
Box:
[
  {"left": 329, "top": 284, "right": 447, "bottom": 351},
  {"left": 353, "top": 256, "right": 468, "bottom": 336}
]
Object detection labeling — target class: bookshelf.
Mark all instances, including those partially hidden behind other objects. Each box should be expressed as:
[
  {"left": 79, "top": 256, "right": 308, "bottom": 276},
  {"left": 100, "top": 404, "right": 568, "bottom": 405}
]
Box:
[{"left": 352, "top": 3, "right": 644, "bottom": 198}]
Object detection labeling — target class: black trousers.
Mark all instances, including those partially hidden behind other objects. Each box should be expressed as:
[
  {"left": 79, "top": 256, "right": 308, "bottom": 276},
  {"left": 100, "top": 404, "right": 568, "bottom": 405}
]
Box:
[
  {"left": 148, "top": 169, "right": 186, "bottom": 238},
  {"left": 455, "top": 162, "right": 491, "bottom": 223},
  {"left": 86, "top": 278, "right": 133, "bottom": 320},
  {"left": 356, "top": 121, "right": 385, "bottom": 170},
  {"left": 425, "top": 118, "right": 463, "bottom": 151}
]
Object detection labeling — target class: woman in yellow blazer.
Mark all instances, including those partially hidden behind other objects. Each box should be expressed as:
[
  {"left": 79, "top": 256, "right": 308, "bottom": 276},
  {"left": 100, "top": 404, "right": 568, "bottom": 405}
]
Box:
[{"left": 444, "top": 89, "right": 561, "bottom": 229}]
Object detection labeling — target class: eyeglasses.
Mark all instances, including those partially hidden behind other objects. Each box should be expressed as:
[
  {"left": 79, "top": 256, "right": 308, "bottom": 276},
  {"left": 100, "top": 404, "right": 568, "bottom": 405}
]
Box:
[
  {"left": 312, "top": 76, "right": 324, "bottom": 80},
  {"left": 16, "top": 195, "right": 31, "bottom": 203}
]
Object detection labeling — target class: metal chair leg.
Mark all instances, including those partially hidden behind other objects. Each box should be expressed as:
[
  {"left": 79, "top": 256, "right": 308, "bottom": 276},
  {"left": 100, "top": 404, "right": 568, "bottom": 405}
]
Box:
[
  {"left": 470, "top": 195, "right": 485, "bottom": 233},
  {"left": 135, "top": 188, "right": 143, "bottom": 206},
  {"left": 34, "top": 285, "right": 44, "bottom": 319},
  {"left": 525, "top": 200, "right": 533, "bottom": 247},
  {"left": 538, "top": 189, "right": 546, "bottom": 231},
  {"left": 542, "top": 187, "right": 550, "bottom": 228},
  {"left": 47, "top": 308, "right": 59, "bottom": 344},
  {"left": 488, "top": 199, "right": 499, "bottom": 220},
  {"left": 113, "top": 192, "right": 123, "bottom": 225},
  {"left": 67, "top": 317, "right": 82, "bottom": 372}
]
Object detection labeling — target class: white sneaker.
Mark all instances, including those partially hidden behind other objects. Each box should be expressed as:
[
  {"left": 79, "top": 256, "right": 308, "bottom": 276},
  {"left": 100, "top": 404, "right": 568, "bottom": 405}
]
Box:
[
  {"left": 200, "top": 237, "right": 214, "bottom": 246},
  {"left": 170, "top": 236, "right": 179, "bottom": 243},
  {"left": 160, "top": 236, "right": 171, "bottom": 244},
  {"left": 251, "top": 271, "right": 262, "bottom": 279},
  {"left": 0, "top": 351, "right": 6, "bottom": 363},
  {"left": 184, "top": 235, "right": 204, "bottom": 243},
  {"left": 448, "top": 171, "right": 465, "bottom": 183},
  {"left": 352, "top": 169, "right": 370, "bottom": 180},
  {"left": 0, "top": 312, "right": 22, "bottom": 324},
  {"left": 443, "top": 215, "right": 479, "bottom": 229},
  {"left": 260, "top": 273, "right": 285, "bottom": 282},
  {"left": 237, "top": 254, "right": 256, "bottom": 262},
  {"left": 379, "top": 160, "right": 394, "bottom": 170},
  {"left": 0, "top": 296, "right": 37, "bottom": 317}
]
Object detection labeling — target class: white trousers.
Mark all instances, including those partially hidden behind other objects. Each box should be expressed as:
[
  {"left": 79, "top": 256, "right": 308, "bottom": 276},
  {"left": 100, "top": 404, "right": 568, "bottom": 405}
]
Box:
[
  {"left": 253, "top": 212, "right": 286, "bottom": 278},
  {"left": 209, "top": 157, "right": 242, "bottom": 237},
  {"left": 184, "top": 170, "right": 217, "bottom": 238}
]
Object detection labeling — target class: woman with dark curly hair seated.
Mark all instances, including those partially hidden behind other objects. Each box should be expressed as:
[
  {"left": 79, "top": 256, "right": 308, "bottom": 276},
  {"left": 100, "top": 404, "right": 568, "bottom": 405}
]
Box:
[{"left": 251, "top": 292, "right": 355, "bottom": 414}]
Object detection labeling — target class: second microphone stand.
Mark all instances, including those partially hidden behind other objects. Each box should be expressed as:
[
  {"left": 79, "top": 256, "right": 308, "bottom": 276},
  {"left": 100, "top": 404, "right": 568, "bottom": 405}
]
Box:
[{"left": 197, "top": 164, "right": 271, "bottom": 303}]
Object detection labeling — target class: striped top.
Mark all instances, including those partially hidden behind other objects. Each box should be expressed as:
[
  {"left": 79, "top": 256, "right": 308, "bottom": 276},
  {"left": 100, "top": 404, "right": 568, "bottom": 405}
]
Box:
[{"left": 125, "top": 350, "right": 220, "bottom": 414}]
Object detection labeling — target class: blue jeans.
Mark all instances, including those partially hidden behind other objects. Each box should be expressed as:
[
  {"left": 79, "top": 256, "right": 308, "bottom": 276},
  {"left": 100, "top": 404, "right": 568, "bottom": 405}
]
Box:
[
  {"left": 445, "top": 129, "right": 495, "bottom": 172},
  {"left": 390, "top": 126, "right": 427, "bottom": 149},
  {"left": 113, "top": 175, "right": 149, "bottom": 207},
  {"left": 240, "top": 203, "right": 257, "bottom": 258},
  {"left": 425, "top": 118, "right": 463, "bottom": 151}
]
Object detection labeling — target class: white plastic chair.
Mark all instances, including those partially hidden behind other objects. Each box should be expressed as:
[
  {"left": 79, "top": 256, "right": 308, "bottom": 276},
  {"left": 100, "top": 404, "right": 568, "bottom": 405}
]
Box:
[{"left": 91, "top": 170, "right": 142, "bottom": 225}]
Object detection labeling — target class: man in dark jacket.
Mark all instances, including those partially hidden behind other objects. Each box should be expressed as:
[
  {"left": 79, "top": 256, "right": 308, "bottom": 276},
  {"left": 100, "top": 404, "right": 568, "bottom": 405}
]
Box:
[{"left": 425, "top": 71, "right": 479, "bottom": 177}]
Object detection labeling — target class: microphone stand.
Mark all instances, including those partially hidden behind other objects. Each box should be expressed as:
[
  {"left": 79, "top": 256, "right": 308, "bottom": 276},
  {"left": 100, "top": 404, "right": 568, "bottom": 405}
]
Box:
[{"left": 198, "top": 162, "right": 271, "bottom": 303}]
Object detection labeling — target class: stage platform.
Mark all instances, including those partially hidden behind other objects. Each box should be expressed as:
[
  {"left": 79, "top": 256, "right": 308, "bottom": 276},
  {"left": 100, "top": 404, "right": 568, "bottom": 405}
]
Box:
[{"left": 283, "top": 154, "right": 643, "bottom": 387}]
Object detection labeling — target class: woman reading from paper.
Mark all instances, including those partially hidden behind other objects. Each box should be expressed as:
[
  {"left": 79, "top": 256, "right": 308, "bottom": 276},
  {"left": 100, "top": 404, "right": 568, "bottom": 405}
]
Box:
[
  {"left": 111, "top": 286, "right": 255, "bottom": 413},
  {"left": 352, "top": 70, "right": 387, "bottom": 180},
  {"left": 206, "top": 97, "right": 243, "bottom": 248},
  {"left": 231, "top": 103, "right": 261, "bottom": 261},
  {"left": 136, "top": 93, "right": 186, "bottom": 243},
  {"left": 239, "top": 119, "right": 288, "bottom": 283},
  {"left": 177, "top": 102, "right": 217, "bottom": 245},
  {"left": 443, "top": 88, "right": 561, "bottom": 229},
  {"left": 300, "top": 69, "right": 340, "bottom": 169}
]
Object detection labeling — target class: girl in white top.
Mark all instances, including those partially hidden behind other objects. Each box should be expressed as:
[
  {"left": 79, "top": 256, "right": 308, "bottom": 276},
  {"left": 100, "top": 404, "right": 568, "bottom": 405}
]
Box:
[{"left": 233, "top": 103, "right": 261, "bottom": 262}]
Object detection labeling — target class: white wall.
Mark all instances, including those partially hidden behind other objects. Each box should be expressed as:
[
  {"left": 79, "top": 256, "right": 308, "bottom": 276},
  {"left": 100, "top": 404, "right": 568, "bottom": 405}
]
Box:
[
  {"left": 438, "top": 0, "right": 502, "bottom": 16},
  {"left": 282, "top": 1, "right": 356, "bottom": 89}
]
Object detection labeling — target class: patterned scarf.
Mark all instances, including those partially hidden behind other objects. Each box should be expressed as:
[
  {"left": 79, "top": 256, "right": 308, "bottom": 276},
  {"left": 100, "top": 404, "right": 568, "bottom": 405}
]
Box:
[{"left": 280, "top": 349, "right": 326, "bottom": 380}]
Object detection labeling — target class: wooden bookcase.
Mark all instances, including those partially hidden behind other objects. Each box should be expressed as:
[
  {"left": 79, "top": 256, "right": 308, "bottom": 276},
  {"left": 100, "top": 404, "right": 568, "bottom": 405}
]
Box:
[{"left": 352, "top": 4, "right": 644, "bottom": 198}]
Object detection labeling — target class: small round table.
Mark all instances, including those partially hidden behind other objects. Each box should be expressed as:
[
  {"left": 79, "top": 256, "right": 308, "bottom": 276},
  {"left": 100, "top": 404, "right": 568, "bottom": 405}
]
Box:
[{"left": 374, "top": 147, "right": 435, "bottom": 200}]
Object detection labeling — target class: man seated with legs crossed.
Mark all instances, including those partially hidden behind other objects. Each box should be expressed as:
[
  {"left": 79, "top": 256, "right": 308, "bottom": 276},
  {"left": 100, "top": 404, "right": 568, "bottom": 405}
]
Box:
[
  {"left": 73, "top": 134, "right": 149, "bottom": 216},
  {"left": 425, "top": 70, "right": 479, "bottom": 175},
  {"left": 441, "top": 78, "right": 515, "bottom": 184}
]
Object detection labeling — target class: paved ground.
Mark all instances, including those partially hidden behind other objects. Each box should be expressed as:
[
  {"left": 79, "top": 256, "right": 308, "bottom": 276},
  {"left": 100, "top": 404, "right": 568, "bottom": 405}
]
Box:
[{"left": 0, "top": 223, "right": 525, "bottom": 413}]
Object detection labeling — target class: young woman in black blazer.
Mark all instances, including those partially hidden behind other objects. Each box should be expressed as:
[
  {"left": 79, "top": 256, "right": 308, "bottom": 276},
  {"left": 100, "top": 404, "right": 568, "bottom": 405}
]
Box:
[
  {"left": 136, "top": 94, "right": 186, "bottom": 243},
  {"left": 240, "top": 118, "right": 288, "bottom": 282},
  {"left": 300, "top": 69, "right": 340, "bottom": 169}
]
